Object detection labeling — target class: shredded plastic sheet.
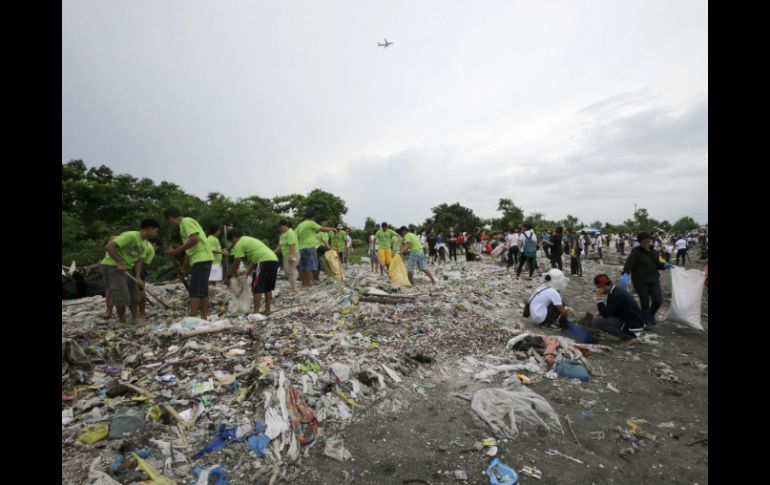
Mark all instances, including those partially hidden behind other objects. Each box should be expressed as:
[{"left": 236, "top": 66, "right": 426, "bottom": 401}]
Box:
[
  {"left": 471, "top": 387, "right": 564, "bottom": 439},
  {"left": 226, "top": 276, "right": 253, "bottom": 314},
  {"left": 474, "top": 363, "right": 543, "bottom": 381},
  {"left": 323, "top": 436, "right": 353, "bottom": 461},
  {"left": 667, "top": 266, "right": 705, "bottom": 330}
]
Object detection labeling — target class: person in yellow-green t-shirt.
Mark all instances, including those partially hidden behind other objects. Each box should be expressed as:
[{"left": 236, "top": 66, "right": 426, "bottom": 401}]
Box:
[
  {"left": 294, "top": 213, "right": 336, "bottom": 288},
  {"left": 274, "top": 220, "right": 299, "bottom": 294},
  {"left": 164, "top": 207, "right": 214, "bottom": 320},
  {"left": 206, "top": 225, "right": 229, "bottom": 285},
  {"left": 101, "top": 218, "right": 161, "bottom": 323},
  {"left": 398, "top": 226, "right": 436, "bottom": 285},
  {"left": 227, "top": 228, "right": 279, "bottom": 315},
  {"left": 375, "top": 222, "right": 399, "bottom": 275}
]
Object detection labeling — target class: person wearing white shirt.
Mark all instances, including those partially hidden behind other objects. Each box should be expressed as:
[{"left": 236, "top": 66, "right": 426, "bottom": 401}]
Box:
[
  {"left": 675, "top": 236, "right": 688, "bottom": 266},
  {"left": 526, "top": 269, "right": 570, "bottom": 327}
]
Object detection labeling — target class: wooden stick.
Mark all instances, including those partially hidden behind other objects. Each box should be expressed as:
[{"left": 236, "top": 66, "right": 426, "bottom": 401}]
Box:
[
  {"left": 117, "top": 380, "right": 152, "bottom": 397},
  {"left": 563, "top": 415, "right": 582, "bottom": 447},
  {"left": 164, "top": 405, "right": 188, "bottom": 430},
  {"left": 223, "top": 225, "right": 229, "bottom": 280},
  {"left": 686, "top": 436, "right": 708, "bottom": 446},
  {"left": 124, "top": 272, "right": 171, "bottom": 309}
]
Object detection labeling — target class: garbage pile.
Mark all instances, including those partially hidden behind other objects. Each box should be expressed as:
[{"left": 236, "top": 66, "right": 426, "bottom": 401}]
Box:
[{"left": 62, "top": 254, "right": 703, "bottom": 483}]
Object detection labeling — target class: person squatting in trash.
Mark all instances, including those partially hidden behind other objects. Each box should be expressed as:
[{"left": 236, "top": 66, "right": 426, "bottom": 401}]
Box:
[
  {"left": 526, "top": 268, "right": 570, "bottom": 328},
  {"left": 592, "top": 274, "right": 645, "bottom": 347}
]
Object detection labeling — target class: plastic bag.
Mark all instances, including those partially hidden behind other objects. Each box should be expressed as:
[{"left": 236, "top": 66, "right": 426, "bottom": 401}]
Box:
[
  {"left": 76, "top": 423, "right": 109, "bottom": 444},
  {"left": 324, "top": 250, "right": 345, "bottom": 282},
  {"left": 471, "top": 387, "right": 563, "bottom": 439},
  {"left": 487, "top": 457, "right": 518, "bottom": 484},
  {"left": 667, "top": 266, "right": 705, "bottom": 330},
  {"left": 387, "top": 253, "right": 412, "bottom": 287},
  {"left": 560, "top": 321, "right": 594, "bottom": 343},
  {"left": 323, "top": 436, "right": 353, "bottom": 462}
]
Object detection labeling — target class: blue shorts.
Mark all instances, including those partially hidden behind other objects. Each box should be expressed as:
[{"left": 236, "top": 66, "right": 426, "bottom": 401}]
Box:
[
  {"left": 299, "top": 248, "right": 319, "bottom": 272},
  {"left": 408, "top": 252, "right": 426, "bottom": 272}
]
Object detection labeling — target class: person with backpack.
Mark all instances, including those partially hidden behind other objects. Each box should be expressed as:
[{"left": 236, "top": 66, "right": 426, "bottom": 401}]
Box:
[
  {"left": 524, "top": 268, "right": 570, "bottom": 327},
  {"left": 516, "top": 222, "right": 539, "bottom": 278}
]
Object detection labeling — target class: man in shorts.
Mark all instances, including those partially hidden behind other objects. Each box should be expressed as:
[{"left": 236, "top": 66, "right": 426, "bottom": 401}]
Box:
[
  {"left": 375, "top": 222, "right": 398, "bottom": 275},
  {"left": 273, "top": 220, "right": 299, "bottom": 294},
  {"left": 102, "top": 218, "right": 161, "bottom": 323},
  {"left": 164, "top": 207, "right": 214, "bottom": 320},
  {"left": 228, "top": 228, "right": 280, "bottom": 316},
  {"left": 398, "top": 226, "right": 436, "bottom": 285},
  {"left": 294, "top": 213, "right": 335, "bottom": 288}
]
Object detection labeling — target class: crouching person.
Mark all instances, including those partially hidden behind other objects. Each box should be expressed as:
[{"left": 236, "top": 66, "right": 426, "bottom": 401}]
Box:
[
  {"left": 526, "top": 269, "right": 569, "bottom": 327},
  {"left": 592, "top": 274, "right": 644, "bottom": 347}
]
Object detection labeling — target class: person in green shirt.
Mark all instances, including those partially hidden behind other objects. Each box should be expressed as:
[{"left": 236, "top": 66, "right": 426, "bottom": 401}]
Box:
[
  {"left": 227, "top": 228, "right": 279, "bottom": 315},
  {"left": 206, "top": 225, "right": 229, "bottom": 285},
  {"left": 164, "top": 207, "right": 214, "bottom": 320},
  {"left": 101, "top": 218, "right": 161, "bottom": 323},
  {"left": 274, "top": 220, "right": 299, "bottom": 294},
  {"left": 375, "top": 222, "right": 399, "bottom": 275},
  {"left": 398, "top": 226, "right": 436, "bottom": 285},
  {"left": 295, "top": 213, "right": 336, "bottom": 288}
]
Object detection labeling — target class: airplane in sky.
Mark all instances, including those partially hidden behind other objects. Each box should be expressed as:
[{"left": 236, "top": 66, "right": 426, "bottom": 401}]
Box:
[{"left": 378, "top": 39, "right": 393, "bottom": 48}]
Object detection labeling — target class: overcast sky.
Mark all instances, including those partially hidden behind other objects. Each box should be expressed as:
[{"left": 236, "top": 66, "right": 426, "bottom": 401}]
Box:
[{"left": 62, "top": 0, "right": 708, "bottom": 228}]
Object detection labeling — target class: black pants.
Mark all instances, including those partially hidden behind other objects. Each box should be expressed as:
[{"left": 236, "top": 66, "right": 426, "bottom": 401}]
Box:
[
  {"left": 597, "top": 247, "right": 603, "bottom": 259},
  {"left": 550, "top": 252, "right": 563, "bottom": 270},
  {"left": 516, "top": 254, "right": 537, "bottom": 277},
  {"left": 448, "top": 242, "right": 458, "bottom": 261},
  {"left": 506, "top": 247, "right": 517, "bottom": 268},
  {"left": 538, "top": 304, "right": 561, "bottom": 327},
  {"left": 594, "top": 316, "right": 638, "bottom": 340},
  {"left": 633, "top": 279, "right": 662, "bottom": 327},
  {"left": 618, "top": 244, "right": 625, "bottom": 255},
  {"left": 676, "top": 249, "right": 687, "bottom": 265},
  {"left": 544, "top": 246, "right": 551, "bottom": 259},
  {"left": 570, "top": 254, "right": 581, "bottom": 276}
]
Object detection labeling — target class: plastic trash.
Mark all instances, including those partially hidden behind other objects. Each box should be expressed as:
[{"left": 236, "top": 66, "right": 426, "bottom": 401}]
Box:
[
  {"left": 323, "top": 437, "right": 352, "bottom": 461},
  {"left": 192, "top": 465, "right": 229, "bottom": 485},
  {"left": 555, "top": 360, "right": 590, "bottom": 382},
  {"left": 109, "top": 407, "right": 145, "bottom": 439},
  {"left": 471, "top": 387, "right": 563, "bottom": 439},
  {"left": 325, "top": 250, "right": 345, "bottom": 282},
  {"left": 619, "top": 273, "right": 630, "bottom": 289},
  {"left": 387, "top": 253, "right": 412, "bottom": 287},
  {"left": 76, "top": 423, "right": 109, "bottom": 444},
  {"left": 560, "top": 320, "right": 594, "bottom": 343},
  {"left": 132, "top": 452, "right": 176, "bottom": 485},
  {"left": 192, "top": 423, "right": 239, "bottom": 460},
  {"left": 112, "top": 449, "right": 150, "bottom": 474},
  {"left": 287, "top": 385, "right": 318, "bottom": 445},
  {"left": 667, "top": 266, "right": 705, "bottom": 330},
  {"left": 486, "top": 458, "right": 518, "bottom": 484},
  {"left": 246, "top": 421, "right": 270, "bottom": 457},
  {"left": 88, "top": 457, "right": 122, "bottom": 485}
]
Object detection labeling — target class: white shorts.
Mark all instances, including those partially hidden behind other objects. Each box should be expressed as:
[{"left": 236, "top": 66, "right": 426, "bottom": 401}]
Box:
[{"left": 209, "top": 263, "right": 223, "bottom": 281}]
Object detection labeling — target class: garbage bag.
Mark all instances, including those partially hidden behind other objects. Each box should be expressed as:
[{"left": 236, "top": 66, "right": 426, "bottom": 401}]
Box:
[
  {"left": 324, "top": 250, "right": 344, "bottom": 282},
  {"left": 470, "top": 387, "right": 563, "bottom": 439},
  {"left": 323, "top": 436, "right": 352, "bottom": 462},
  {"left": 83, "top": 271, "right": 107, "bottom": 297},
  {"left": 387, "top": 253, "right": 412, "bottom": 287},
  {"left": 667, "top": 266, "right": 705, "bottom": 330},
  {"left": 62, "top": 273, "right": 85, "bottom": 300}
]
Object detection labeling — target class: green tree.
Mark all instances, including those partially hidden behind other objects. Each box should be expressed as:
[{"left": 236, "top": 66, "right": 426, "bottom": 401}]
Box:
[
  {"left": 295, "top": 189, "right": 348, "bottom": 226},
  {"left": 497, "top": 198, "right": 524, "bottom": 230},
  {"left": 423, "top": 202, "right": 482, "bottom": 232},
  {"left": 672, "top": 216, "right": 699, "bottom": 235}
]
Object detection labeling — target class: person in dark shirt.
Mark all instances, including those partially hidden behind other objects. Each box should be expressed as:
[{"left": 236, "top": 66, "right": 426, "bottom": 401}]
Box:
[
  {"left": 592, "top": 274, "right": 645, "bottom": 346},
  {"left": 544, "top": 226, "right": 564, "bottom": 271},
  {"left": 620, "top": 232, "right": 673, "bottom": 329}
]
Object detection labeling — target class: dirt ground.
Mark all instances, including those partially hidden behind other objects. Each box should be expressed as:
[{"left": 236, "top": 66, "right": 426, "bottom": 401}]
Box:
[{"left": 299, "top": 255, "right": 708, "bottom": 485}]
